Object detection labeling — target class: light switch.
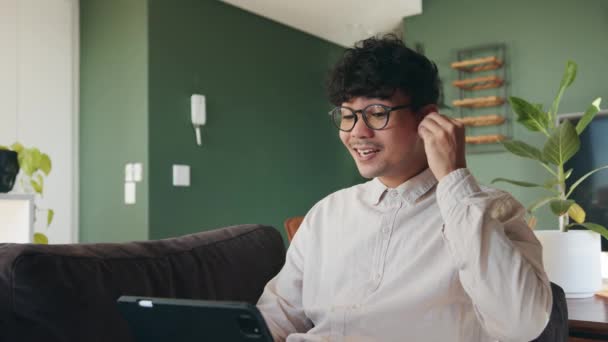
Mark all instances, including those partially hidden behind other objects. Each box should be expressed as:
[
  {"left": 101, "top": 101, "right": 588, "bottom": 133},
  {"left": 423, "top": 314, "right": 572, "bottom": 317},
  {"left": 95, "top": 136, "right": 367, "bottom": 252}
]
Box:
[
  {"left": 133, "top": 163, "right": 143, "bottom": 182},
  {"left": 173, "top": 165, "right": 190, "bottom": 187},
  {"left": 125, "top": 163, "right": 134, "bottom": 182},
  {"left": 125, "top": 182, "right": 136, "bottom": 204}
]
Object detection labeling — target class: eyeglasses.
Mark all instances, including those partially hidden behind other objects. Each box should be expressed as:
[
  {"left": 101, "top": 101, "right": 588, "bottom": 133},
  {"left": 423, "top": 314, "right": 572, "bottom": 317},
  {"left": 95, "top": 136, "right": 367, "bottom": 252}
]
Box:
[{"left": 328, "top": 104, "right": 411, "bottom": 132}]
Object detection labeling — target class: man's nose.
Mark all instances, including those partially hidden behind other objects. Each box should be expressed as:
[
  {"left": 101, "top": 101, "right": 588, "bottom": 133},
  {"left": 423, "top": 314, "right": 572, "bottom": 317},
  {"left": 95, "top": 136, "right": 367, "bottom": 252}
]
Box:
[{"left": 350, "top": 113, "right": 374, "bottom": 139}]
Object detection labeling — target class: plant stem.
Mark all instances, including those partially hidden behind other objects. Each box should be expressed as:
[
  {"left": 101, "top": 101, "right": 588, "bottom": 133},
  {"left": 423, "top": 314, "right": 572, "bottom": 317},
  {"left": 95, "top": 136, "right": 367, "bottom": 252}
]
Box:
[
  {"left": 559, "top": 214, "right": 569, "bottom": 232},
  {"left": 557, "top": 164, "right": 569, "bottom": 232}
]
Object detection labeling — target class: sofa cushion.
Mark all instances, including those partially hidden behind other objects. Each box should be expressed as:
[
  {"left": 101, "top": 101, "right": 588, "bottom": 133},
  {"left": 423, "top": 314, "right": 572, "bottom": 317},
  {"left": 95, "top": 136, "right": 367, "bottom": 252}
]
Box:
[{"left": 0, "top": 224, "right": 285, "bottom": 342}]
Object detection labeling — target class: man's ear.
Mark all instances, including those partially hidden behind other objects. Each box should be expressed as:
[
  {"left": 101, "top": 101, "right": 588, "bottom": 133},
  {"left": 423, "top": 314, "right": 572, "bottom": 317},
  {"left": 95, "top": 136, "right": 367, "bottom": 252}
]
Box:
[{"left": 416, "top": 104, "right": 439, "bottom": 121}]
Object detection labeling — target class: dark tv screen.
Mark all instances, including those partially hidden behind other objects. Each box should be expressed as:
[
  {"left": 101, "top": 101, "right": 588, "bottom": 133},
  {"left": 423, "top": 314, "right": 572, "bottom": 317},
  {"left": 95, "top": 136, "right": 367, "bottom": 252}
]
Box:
[{"left": 563, "top": 111, "right": 608, "bottom": 251}]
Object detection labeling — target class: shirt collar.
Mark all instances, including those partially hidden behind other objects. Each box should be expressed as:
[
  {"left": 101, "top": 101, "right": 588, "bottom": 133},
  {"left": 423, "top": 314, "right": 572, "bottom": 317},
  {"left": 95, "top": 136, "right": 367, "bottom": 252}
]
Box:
[
  {"left": 367, "top": 178, "right": 389, "bottom": 206},
  {"left": 366, "top": 168, "right": 438, "bottom": 206}
]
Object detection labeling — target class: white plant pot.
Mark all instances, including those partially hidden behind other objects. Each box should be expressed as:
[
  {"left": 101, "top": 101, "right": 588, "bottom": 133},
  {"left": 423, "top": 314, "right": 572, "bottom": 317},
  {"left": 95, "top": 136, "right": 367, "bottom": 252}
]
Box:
[{"left": 535, "top": 230, "right": 602, "bottom": 298}]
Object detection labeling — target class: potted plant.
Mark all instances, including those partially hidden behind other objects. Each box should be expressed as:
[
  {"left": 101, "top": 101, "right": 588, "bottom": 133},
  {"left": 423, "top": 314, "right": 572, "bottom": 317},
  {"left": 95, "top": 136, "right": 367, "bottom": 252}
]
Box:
[
  {"left": 0, "top": 149, "right": 19, "bottom": 193},
  {"left": 0, "top": 142, "right": 54, "bottom": 244},
  {"left": 492, "top": 61, "right": 607, "bottom": 298}
]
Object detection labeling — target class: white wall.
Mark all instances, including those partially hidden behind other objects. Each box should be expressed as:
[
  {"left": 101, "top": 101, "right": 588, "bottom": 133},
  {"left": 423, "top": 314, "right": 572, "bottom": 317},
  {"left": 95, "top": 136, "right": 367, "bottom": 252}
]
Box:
[{"left": 0, "top": 0, "right": 78, "bottom": 243}]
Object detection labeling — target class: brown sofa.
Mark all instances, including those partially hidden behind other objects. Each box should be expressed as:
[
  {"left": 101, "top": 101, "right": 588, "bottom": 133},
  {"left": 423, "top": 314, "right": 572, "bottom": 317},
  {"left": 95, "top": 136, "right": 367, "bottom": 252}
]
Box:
[
  {"left": 0, "top": 223, "right": 567, "bottom": 341},
  {"left": 0, "top": 224, "right": 285, "bottom": 342}
]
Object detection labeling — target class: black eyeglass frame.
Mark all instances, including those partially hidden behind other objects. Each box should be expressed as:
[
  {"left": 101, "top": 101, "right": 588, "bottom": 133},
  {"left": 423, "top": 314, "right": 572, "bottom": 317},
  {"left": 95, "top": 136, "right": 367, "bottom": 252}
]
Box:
[{"left": 328, "top": 104, "right": 412, "bottom": 132}]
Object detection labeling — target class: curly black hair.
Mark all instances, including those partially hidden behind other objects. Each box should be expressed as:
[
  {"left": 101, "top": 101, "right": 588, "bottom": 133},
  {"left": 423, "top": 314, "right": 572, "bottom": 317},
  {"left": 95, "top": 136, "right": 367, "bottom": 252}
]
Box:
[{"left": 327, "top": 34, "right": 440, "bottom": 111}]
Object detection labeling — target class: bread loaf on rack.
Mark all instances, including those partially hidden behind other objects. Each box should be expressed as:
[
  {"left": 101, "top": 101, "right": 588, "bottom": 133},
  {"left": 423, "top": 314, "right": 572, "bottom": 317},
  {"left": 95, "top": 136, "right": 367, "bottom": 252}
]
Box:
[
  {"left": 452, "top": 75, "right": 504, "bottom": 91},
  {"left": 453, "top": 96, "right": 504, "bottom": 108},
  {"left": 451, "top": 56, "right": 503, "bottom": 72},
  {"left": 465, "top": 134, "right": 506, "bottom": 144},
  {"left": 455, "top": 114, "right": 505, "bottom": 127}
]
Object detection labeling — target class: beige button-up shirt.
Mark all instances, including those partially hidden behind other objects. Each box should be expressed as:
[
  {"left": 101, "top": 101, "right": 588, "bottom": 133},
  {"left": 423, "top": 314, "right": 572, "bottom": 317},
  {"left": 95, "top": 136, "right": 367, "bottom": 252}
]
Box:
[{"left": 257, "top": 168, "right": 552, "bottom": 342}]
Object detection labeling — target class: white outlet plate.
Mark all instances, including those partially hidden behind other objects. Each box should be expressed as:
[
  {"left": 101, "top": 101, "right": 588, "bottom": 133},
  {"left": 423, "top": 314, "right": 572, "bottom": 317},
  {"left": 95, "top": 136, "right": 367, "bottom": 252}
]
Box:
[{"left": 173, "top": 165, "right": 190, "bottom": 187}]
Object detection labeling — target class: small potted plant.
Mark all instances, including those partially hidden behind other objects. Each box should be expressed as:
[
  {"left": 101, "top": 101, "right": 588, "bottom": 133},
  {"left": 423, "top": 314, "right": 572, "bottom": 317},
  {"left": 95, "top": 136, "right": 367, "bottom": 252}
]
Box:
[
  {"left": 0, "top": 143, "right": 53, "bottom": 244},
  {"left": 0, "top": 149, "right": 19, "bottom": 193},
  {"left": 492, "top": 61, "right": 607, "bottom": 298}
]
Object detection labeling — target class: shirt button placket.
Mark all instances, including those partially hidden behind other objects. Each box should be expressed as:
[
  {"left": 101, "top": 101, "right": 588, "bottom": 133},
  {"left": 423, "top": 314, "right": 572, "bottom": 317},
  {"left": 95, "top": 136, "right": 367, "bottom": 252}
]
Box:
[
  {"left": 390, "top": 190, "right": 398, "bottom": 205},
  {"left": 382, "top": 226, "right": 389, "bottom": 237},
  {"left": 376, "top": 192, "right": 399, "bottom": 289}
]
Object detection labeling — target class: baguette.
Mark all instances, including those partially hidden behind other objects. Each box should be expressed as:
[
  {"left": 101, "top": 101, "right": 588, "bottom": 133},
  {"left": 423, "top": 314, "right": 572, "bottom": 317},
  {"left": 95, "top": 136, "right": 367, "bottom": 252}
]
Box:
[
  {"left": 453, "top": 96, "right": 504, "bottom": 108},
  {"left": 451, "top": 56, "right": 503, "bottom": 72},
  {"left": 465, "top": 134, "right": 506, "bottom": 144},
  {"left": 455, "top": 114, "right": 505, "bottom": 127},
  {"left": 452, "top": 75, "right": 504, "bottom": 90}
]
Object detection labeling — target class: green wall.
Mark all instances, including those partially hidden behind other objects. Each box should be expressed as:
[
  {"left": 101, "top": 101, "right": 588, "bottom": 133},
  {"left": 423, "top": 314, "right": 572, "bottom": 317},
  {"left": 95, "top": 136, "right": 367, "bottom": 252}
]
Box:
[
  {"left": 147, "top": 0, "right": 349, "bottom": 240},
  {"left": 80, "top": 0, "right": 149, "bottom": 242},
  {"left": 404, "top": 0, "right": 608, "bottom": 229},
  {"left": 80, "top": 0, "right": 350, "bottom": 242}
]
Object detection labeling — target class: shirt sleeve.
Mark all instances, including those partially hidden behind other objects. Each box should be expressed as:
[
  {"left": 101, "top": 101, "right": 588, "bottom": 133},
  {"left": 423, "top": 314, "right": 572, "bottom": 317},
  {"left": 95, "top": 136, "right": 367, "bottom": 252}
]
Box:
[
  {"left": 256, "top": 216, "right": 314, "bottom": 341},
  {"left": 436, "top": 168, "right": 553, "bottom": 342}
]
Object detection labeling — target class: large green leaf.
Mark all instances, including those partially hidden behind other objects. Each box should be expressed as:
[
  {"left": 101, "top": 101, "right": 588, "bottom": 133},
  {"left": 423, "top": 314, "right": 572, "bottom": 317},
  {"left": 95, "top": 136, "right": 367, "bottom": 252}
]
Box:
[
  {"left": 575, "top": 97, "right": 602, "bottom": 135},
  {"left": 527, "top": 196, "right": 558, "bottom": 213},
  {"left": 19, "top": 148, "right": 42, "bottom": 176},
  {"left": 568, "top": 222, "right": 608, "bottom": 240},
  {"left": 566, "top": 164, "right": 608, "bottom": 198},
  {"left": 561, "top": 61, "right": 578, "bottom": 87},
  {"left": 29, "top": 148, "right": 41, "bottom": 167},
  {"left": 502, "top": 140, "right": 545, "bottom": 162},
  {"left": 18, "top": 156, "right": 35, "bottom": 175},
  {"left": 33, "top": 233, "right": 48, "bottom": 244},
  {"left": 550, "top": 61, "right": 577, "bottom": 120},
  {"left": 491, "top": 178, "right": 544, "bottom": 188},
  {"left": 509, "top": 96, "right": 550, "bottom": 134},
  {"left": 549, "top": 199, "right": 575, "bottom": 216},
  {"left": 542, "top": 120, "right": 580, "bottom": 165},
  {"left": 40, "top": 153, "right": 52, "bottom": 175}
]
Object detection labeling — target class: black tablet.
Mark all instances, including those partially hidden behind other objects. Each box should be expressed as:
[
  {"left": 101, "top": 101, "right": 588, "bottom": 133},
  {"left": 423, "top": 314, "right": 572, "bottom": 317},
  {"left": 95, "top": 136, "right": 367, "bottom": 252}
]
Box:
[{"left": 117, "top": 296, "right": 273, "bottom": 342}]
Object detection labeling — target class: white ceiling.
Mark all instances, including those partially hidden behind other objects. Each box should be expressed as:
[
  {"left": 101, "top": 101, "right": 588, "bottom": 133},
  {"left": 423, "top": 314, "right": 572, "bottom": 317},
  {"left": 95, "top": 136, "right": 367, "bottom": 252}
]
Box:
[{"left": 220, "top": 0, "right": 422, "bottom": 47}]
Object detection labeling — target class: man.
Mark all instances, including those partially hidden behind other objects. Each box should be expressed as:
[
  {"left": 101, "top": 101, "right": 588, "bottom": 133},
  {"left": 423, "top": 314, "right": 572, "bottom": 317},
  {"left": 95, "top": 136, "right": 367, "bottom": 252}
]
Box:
[{"left": 257, "top": 35, "right": 552, "bottom": 341}]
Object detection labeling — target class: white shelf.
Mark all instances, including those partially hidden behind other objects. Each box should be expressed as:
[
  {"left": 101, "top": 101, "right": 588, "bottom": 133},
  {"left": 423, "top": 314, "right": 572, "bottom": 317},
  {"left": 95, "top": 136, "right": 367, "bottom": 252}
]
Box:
[{"left": 0, "top": 194, "right": 34, "bottom": 243}]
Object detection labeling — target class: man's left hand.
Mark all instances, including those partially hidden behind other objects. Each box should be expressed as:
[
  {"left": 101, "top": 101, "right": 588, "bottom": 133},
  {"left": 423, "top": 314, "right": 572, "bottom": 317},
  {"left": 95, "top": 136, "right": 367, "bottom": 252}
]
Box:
[{"left": 417, "top": 112, "right": 466, "bottom": 181}]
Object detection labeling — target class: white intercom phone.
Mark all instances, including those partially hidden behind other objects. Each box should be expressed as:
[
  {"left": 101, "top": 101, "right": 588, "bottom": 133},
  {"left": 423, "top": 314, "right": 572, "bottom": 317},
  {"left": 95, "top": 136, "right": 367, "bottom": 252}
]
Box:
[{"left": 191, "top": 94, "right": 206, "bottom": 146}]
